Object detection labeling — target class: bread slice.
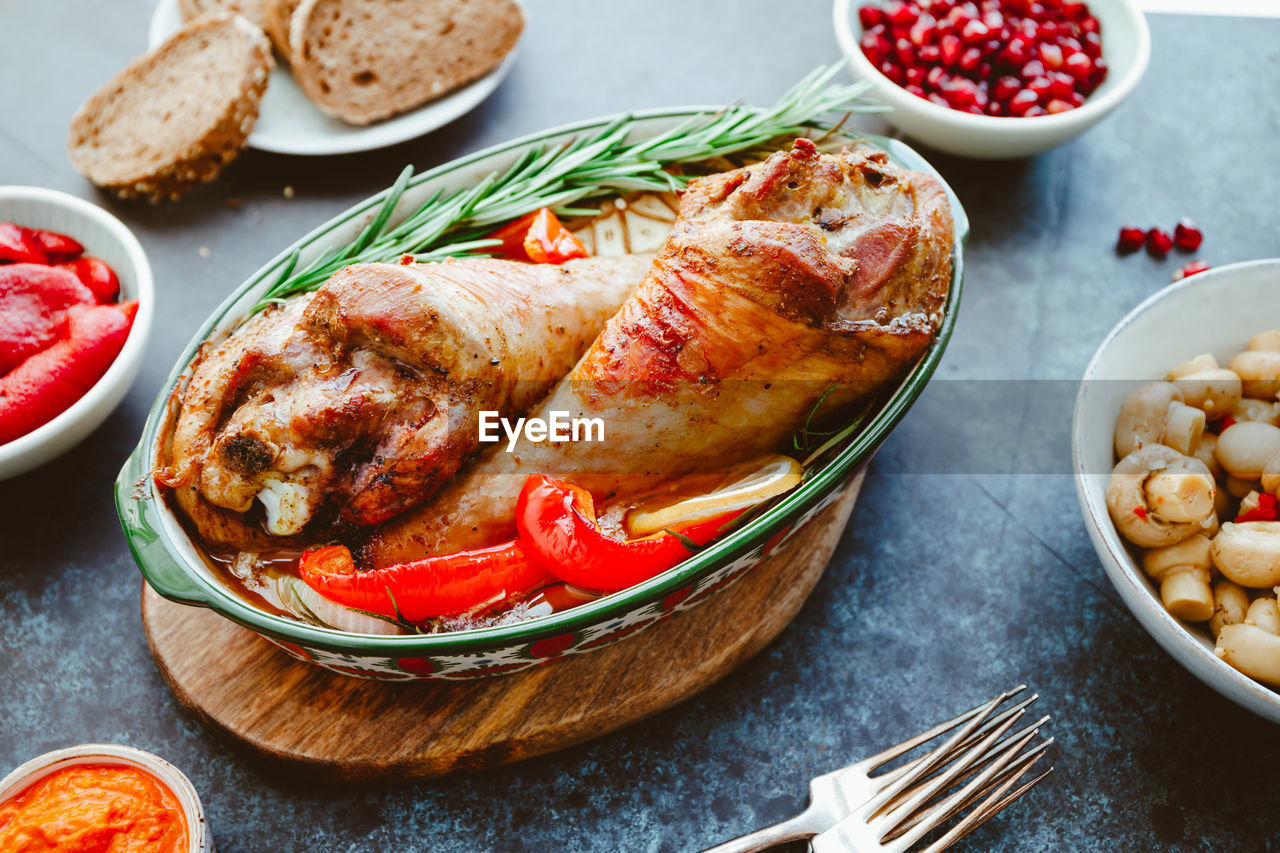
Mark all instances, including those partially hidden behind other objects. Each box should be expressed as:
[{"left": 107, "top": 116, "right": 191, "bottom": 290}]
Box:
[
  {"left": 262, "top": 0, "right": 301, "bottom": 57},
  {"left": 289, "top": 0, "right": 523, "bottom": 126},
  {"left": 178, "top": 0, "right": 267, "bottom": 28},
  {"left": 68, "top": 14, "right": 272, "bottom": 203}
]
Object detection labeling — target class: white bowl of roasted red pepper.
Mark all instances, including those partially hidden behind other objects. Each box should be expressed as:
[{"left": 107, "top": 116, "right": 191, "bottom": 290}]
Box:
[
  {"left": 0, "top": 187, "right": 153, "bottom": 479},
  {"left": 833, "top": 0, "right": 1150, "bottom": 158}
]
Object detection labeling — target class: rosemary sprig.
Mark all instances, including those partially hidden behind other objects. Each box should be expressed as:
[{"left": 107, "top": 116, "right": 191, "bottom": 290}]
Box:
[{"left": 253, "top": 63, "right": 880, "bottom": 311}]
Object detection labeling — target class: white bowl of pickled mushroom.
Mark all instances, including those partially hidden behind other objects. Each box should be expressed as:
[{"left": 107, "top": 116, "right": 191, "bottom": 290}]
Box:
[{"left": 1074, "top": 258, "right": 1280, "bottom": 723}]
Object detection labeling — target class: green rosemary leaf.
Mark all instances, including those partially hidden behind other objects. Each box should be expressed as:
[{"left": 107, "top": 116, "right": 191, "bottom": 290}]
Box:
[{"left": 251, "top": 63, "right": 878, "bottom": 311}]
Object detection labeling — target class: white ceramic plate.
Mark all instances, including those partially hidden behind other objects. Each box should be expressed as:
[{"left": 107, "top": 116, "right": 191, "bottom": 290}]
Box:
[
  {"left": 1073, "top": 258, "right": 1280, "bottom": 724},
  {"left": 147, "top": 0, "right": 520, "bottom": 156}
]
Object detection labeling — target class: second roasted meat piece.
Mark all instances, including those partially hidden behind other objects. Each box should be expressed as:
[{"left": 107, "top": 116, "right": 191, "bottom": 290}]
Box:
[
  {"left": 159, "top": 255, "right": 649, "bottom": 548},
  {"left": 363, "top": 138, "right": 954, "bottom": 566}
]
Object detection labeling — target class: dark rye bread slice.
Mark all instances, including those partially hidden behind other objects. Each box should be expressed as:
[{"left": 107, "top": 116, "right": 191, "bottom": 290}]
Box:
[
  {"left": 289, "top": 0, "right": 523, "bottom": 126},
  {"left": 68, "top": 14, "right": 273, "bottom": 203},
  {"left": 179, "top": 0, "right": 267, "bottom": 29},
  {"left": 263, "top": 0, "right": 301, "bottom": 57}
]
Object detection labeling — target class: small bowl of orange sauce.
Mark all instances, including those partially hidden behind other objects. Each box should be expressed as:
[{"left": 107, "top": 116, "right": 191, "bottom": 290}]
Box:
[{"left": 0, "top": 744, "right": 211, "bottom": 852}]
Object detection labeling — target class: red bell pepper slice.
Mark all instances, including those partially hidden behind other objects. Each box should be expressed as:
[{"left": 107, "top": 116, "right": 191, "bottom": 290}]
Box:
[
  {"left": 298, "top": 541, "right": 552, "bottom": 622},
  {"left": 1236, "top": 492, "right": 1279, "bottom": 523},
  {"left": 32, "top": 228, "right": 85, "bottom": 262},
  {"left": 487, "top": 208, "right": 588, "bottom": 264},
  {"left": 57, "top": 257, "right": 120, "bottom": 303},
  {"left": 0, "top": 223, "right": 49, "bottom": 265},
  {"left": 515, "top": 474, "right": 744, "bottom": 593},
  {"left": 0, "top": 264, "right": 95, "bottom": 375},
  {"left": 0, "top": 300, "right": 136, "bottom": 444}
]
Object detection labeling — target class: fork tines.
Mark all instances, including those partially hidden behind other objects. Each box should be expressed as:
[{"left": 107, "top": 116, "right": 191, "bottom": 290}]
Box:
[{"left": 813, "top": 687, "right": 1053, "bottom": 852}]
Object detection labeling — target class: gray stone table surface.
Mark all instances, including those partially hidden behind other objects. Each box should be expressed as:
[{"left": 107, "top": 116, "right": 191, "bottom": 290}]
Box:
[{"left": 3, "top": 1, "right": 1280, "bottom": 850}]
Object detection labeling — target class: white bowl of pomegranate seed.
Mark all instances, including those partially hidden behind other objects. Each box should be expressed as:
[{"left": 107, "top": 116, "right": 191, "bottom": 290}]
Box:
[{"left": 834, "top": 0, "right": 1150, "bottom": 158}]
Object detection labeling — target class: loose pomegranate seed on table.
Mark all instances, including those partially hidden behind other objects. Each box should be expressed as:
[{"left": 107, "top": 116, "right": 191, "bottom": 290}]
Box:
[
  {"left": 1116, "top": 226, "right": 1145, "bottom": 253},
  {"left": 1174, "top": 218, "right": 1203, "bottom": 251},
  {"left": 1145, "top": 227, "right": 1174, "bottom": 257},
  {"left": 1173, "top": 260, "right": 1211, "bottom": 281},
  {"left": 855, "top": 0, "right": 1108, "bottom": 118}
]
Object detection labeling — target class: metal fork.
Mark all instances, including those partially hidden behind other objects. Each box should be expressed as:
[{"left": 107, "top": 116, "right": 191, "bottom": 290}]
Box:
[{"left": 700, "top": 687, "right": 1052, "bottom": 853}]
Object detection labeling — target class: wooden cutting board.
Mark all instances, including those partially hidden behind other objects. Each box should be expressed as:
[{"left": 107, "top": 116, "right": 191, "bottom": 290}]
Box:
[{"left": 141, "top": 472, "right": 863, "bottom": 783}]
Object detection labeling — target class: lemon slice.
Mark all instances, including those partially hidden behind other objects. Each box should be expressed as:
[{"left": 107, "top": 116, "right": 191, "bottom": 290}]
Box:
[
  {"left": 624, "top": 454, "right": 804, "bottom": 538},
  {"left": 570, "top": 192, "right": 680, "bottom": 257}
]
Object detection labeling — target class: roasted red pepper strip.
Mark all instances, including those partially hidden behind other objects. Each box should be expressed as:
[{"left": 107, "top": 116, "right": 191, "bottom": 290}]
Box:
[
  {"left": 0, "top": 223, "right": 48, "bottom": 265},
  {"left": 0, "top": 301, "right": 136, "bottom": 444},
  {"left": 32, "top": 228, "right": 85, "bottom": 262},
  {"left": 57, "top": 257, "right": 120, "bottom": 303},
  {"left": 0, "top": 264, "right": 95, "bottom": 374},
  {"left": 487, "top": 208, "right": 587, "bottom": 264},
  {"left": 1236, "top": 492, "right": 1279, "bottom": 523},
  {"left": 516, "top": 474, "right": 744, "bottom": 593},
  {"left": 298, "top": 541, "right": 552, "bottom": 622}
]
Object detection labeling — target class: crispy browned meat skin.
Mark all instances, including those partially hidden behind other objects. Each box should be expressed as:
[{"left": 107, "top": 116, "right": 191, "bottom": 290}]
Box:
[
  {"left": 158, "top": 255, "right": 649, "bottom": 549},
  {"left": 362, "top": 139, "right": 954, "bottom": 565}
]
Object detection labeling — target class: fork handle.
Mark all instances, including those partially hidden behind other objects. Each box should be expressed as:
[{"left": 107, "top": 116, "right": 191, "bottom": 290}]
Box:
[{"left": 697, "top": 809, "right": 821, "bottom": 853}]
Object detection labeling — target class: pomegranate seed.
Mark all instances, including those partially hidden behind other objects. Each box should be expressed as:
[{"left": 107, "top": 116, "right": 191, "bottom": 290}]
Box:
[
  {"left": 928, "top": 92, "right": 951, "bottom": 107},
  {"left": 1023, "top": 105, "right": 1047, "bottom": 116},
  {"left": 959, "top": 46, "right": 983, "bottom": 71},
  {"left": 927, "top": 65, "right": 948, "bottom": 88},
  {"left": 1027, "top": 76, "right": 1053, "bottom": 98},
  {"left": 910, "top": 14, "right": 939, "bottom": 44},
  {"left": 859, "top": 5, "right": 885, "bottom": 28},
  {"left": 940, "top": 33, "right": 964, "bottom": 65},
  {"left": 961, "top": 19, "right": 990, "bottom": 43},
  {"left": 1173, "top": 260, "right": 1211, "bottom": 281},
  {"left": 906, "top": 66, "right": 928, "bottom": 86},
  {"left": 1058, "top": 36, "right": 1083, "bottom": 53},
  {"left": 1045, "top": 98, "right": 1073, "bottom": 113},
  {"left": 1008, "top": 88, "right": 1040, "bottom": 115},
  {"left": 1080, "top": 15, "right": 1100, "bottom": 33},
  {"left": 993, "top": 75, "right": 1021, "bottom": 100},
  {"left": 918, "top": 43, "right": 942, "bottom": 63},
  {"left": 1068, "top": 90, "right": 1085, "bottom": 107},
  {"left": 1083, "top": 31, "right": 1102, "bottom": 58},
  {"left": 1039, "top": 42, "right": 1064, "bottom": 68},
  {"left": 1001, "top": 36, "right": 1033, "bottom": 66},
  {"left": 906, "top": 84, "right": 929, "bottom": 97},
  {"left": 1116, "top": 226, "right": 1145, "bottom": 253},
  {"left": 1064, "top": 51, "right": 1092, "bottom": 79},
  {"left": 1174, "top": 219, "right": 1204, "bottom": 251},
  {"left": 896, "top": 38, "right": 917, "bottom": 66},
  {"left": 1021, "top": 59, "right": 1046, "bottom": 79},
  {"left": 887, "top": 1, "right": 920, "bottom": 26},
  {"left": 1146, "top": 228, "right": 1174, "bottom": 257},
  {"left": 983, "top": 9, "right": 1004, "bottom": 28},
  {"left": 1062, "top": 1, "right": 1088, "bottom": 19}
]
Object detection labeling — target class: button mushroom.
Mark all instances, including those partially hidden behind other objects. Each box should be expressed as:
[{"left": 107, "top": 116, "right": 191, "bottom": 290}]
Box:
[
  {"left": 1216, "top": 623, "right": 1280, "bottom": 686},
  {"left": 1262, "top": 453, "right": 1280, "bottom": 495},
  {"left": 1174, "top": 368, "right": 1242, "bottom": 418},
  {"left": 1168, "top": 353, "right": 1219, "bottom": 380},
  {"left": 1231, "top": 397, "right": 1280, "bottom": 426},
  {"left": 1210, "top": 521, "right": 1280, "bottom": 588},
  {"left": 1162, "top": 400, "right": 1205, "bottom": 456},
  {"left": 1114, "top": 382, "right": 1183, "bottom": 459},
  {"left": 1246, "top": 597, "right": 1280, "bottom": 635},
  {"left": 1209, "top": 578, "right": 1250, "bottom": 637},
  {"left": 1107, "top": 445, "right": 1217, "bottom": 548},
  {"left": 1215, "top": 421, "right": 1280, "bottom": 480},
  {"left": 1141, "top": 534, "right": 1214, "bottom": 621},
  {"left": 1229, "top": 349, "right": 1280, "bottom": 400}
]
